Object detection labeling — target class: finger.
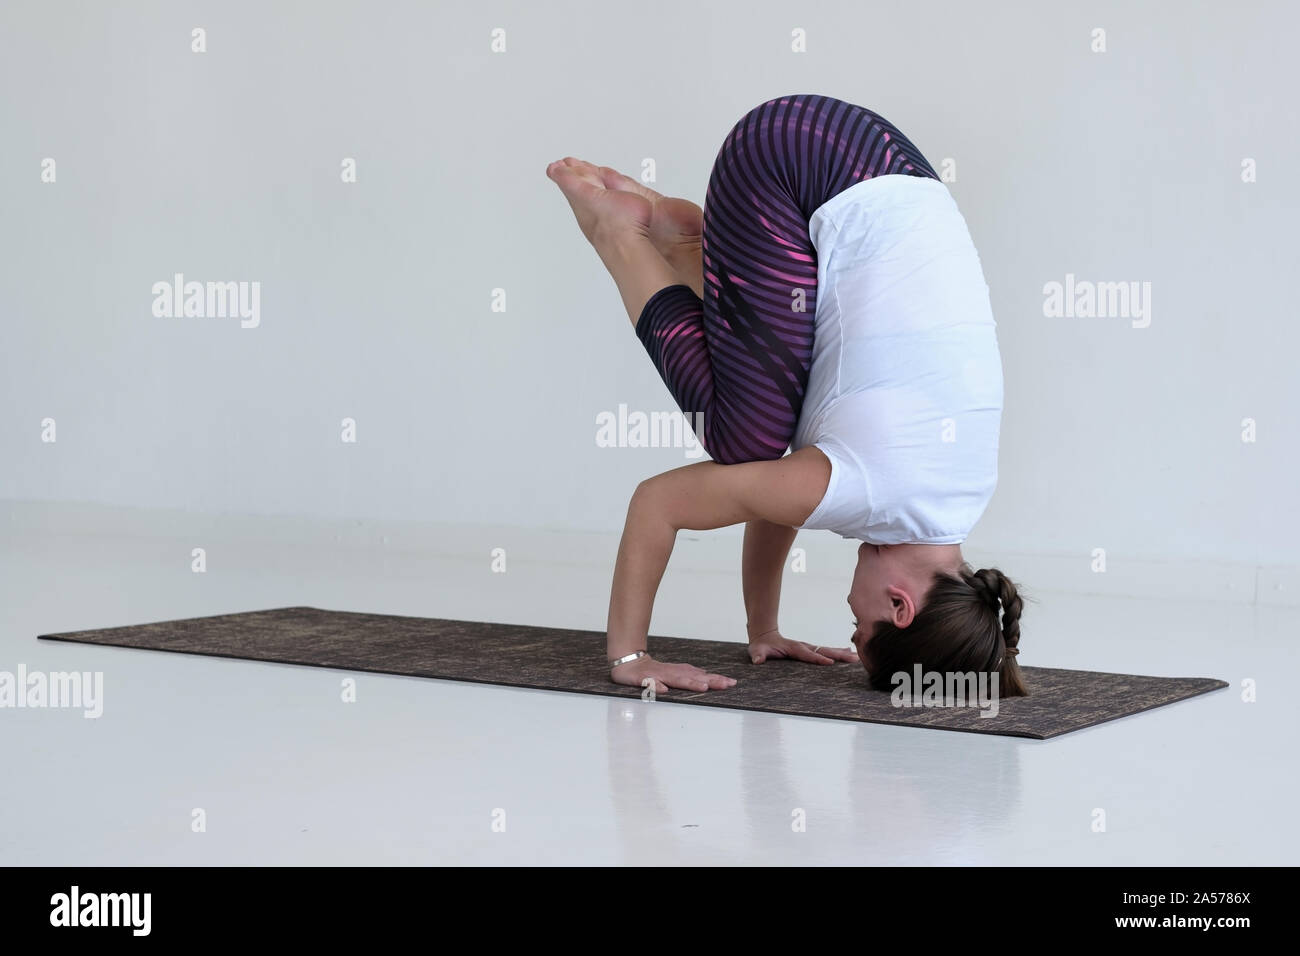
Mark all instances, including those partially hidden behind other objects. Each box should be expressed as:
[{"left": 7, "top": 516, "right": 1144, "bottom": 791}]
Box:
[
  {"left": 662, "top": 669, "right": 711, "bottom": 692},
  {"left": 790, "top": 642, "right": 835, "bottom": 665},
  {"left": 751, "top": 645, "right": 792, "bottom": 664},
  {"left": 684, "top": 665, "right": 736, "bottom": 688},
  {"left": 824, "top": 646, "right": 859, "bottom": 663}
]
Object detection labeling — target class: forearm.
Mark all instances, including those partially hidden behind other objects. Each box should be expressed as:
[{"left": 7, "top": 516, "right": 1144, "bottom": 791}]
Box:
[
  {"left": 603, "top": 451, "right": 830, "bottom": 662},
  {"left": 742, "top": 519, "right": 797, "bottom": 640},
  {"left": 605, "top": 484, "right": 678, "bottom": 661}
]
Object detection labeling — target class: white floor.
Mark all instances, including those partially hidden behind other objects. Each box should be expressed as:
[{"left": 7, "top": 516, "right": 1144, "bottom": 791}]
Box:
[{"left": 1, "top": 500, "right": 1295, "bottom": 866}]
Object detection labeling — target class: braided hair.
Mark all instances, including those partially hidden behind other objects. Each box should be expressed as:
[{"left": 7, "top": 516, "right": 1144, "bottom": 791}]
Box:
[
  {"left": 863, "top": 563, "right": 1028, "bottom": 697},
  {"left": 965, "top": 567, "right": 1024, "bottom": 671}
]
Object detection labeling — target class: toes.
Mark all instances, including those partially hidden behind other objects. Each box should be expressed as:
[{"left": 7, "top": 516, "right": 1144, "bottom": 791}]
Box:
[
  {"left": 561, "top": 156, "right": 601, "bottom": 175},
  {"left": 598, "top": 165, "right": 664, "bottom": 201},
  {"left": 548, "top": 163, "right": 601, "bottom": 198},
  {"left": 559, "top": 160, "right": 604, "bottom": 189}
]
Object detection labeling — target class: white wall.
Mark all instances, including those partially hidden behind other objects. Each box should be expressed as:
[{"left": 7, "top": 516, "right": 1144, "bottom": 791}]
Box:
[{"left": 2, "top": 0, "right": 1296, "bottom": 571}]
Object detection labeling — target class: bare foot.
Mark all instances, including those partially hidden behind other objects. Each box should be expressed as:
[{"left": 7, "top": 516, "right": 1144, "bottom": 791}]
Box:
[
  {"left": 593, "top": 165, "right": 703, "bottom": 295},
  {"left": 594, "top": 166, "right": 703, "bottom": 262},
  {"left": 546, "top": 157, "right": 653, "bottom": 245}
]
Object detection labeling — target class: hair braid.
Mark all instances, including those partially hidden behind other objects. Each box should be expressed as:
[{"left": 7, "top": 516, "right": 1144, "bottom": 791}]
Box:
[
  {"left": 966, "top": 567, "right": 1023, "bottom": 658},
  {"left": 863, "top": 564, "right": 1030, "bottom": 698}
]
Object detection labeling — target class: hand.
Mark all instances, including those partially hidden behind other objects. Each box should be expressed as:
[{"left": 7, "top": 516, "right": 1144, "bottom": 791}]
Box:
[
  {"left": 610, "top": 654, "right": 736, "bottom": 694},
  {"left": 748, "top": 631, "right": 858, "bottom": 665}
]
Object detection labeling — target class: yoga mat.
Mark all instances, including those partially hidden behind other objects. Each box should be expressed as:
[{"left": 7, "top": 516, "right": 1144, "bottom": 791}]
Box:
[{"left": 38, "top": 606, "right": 1226, "bottom": 739}]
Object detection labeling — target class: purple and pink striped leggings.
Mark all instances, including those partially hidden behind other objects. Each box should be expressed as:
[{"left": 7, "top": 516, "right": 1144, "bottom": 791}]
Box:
[{"left": 635, "top": 94, "right": 937, "bottom": 464}]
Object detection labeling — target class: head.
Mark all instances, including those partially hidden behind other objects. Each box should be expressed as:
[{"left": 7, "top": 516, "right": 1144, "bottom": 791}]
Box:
[{"left": 847, "top": 543, "right": 1027, "bottom": 697}]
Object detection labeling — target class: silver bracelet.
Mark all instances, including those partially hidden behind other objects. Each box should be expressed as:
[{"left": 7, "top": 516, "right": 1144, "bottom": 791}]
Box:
[{"left": 609, "top": 649, "right": 648, "bottom": 670}]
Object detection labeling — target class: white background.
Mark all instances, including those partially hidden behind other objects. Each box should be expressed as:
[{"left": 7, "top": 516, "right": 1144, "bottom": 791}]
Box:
[{"left": 3, "top": 0, "right": 1296, "bottom": 574}]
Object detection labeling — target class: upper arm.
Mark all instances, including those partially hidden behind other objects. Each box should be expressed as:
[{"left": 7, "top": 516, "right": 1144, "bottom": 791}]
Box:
[{"left": 637, "top": 446, "right": 831, "bottom": 531}]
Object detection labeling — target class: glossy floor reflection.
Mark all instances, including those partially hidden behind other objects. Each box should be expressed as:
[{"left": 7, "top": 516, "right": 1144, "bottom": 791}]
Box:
[{"left": 1, "top": 502, "right": 1293, "bottom": 865}]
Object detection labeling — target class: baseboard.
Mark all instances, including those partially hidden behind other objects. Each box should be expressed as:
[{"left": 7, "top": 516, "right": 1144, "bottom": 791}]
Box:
[{"left": 3, "top": 497, "right": 1296, "bottom": 608}]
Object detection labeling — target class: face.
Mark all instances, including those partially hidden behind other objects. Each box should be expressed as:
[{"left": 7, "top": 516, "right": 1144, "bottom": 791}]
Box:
[{"left": 847, "top": 542, "right": 912, "bottom": 670}]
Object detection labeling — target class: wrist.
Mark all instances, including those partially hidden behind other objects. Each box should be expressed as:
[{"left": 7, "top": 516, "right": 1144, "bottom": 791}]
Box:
[
  {"left": 746, "top": 623, "right": 780, "bottom": 643},
  {"left": 608, "top": 649, "right": 649, "bottom": 669}
]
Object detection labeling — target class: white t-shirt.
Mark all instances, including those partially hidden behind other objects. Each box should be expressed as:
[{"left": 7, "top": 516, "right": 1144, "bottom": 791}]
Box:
[{"left": 792, "top": 175, "right": 1003, "bottom": 545}]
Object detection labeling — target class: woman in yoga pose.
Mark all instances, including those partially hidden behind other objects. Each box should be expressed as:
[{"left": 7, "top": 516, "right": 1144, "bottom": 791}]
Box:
[{"left": 546, "top": 94, "right": 1025, "bottom": 697}]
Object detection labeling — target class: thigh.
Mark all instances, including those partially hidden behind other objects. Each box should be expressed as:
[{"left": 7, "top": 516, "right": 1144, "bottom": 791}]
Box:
[
  {"left": 753, "top": 94, "right": 939, "bottom": 213},
  {"left": 698, "top": 106, "right": 821, "bottom": 436},
  {"left": 699, "top": 93, "right": 938, "bottom": 402}
]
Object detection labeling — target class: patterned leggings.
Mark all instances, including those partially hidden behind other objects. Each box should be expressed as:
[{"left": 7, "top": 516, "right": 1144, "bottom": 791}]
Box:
[{"left": 635, "top": 93, "right": 938, "bottom": 464}]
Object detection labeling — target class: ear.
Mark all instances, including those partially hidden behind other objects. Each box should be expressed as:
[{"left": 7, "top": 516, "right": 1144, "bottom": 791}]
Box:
[{"left": 886, "top": 585, "right": 917, "bottom": 628}]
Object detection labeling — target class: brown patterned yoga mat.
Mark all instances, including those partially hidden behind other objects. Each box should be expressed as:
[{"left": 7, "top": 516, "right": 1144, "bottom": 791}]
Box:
[{"left": 37, "top": 606, "right": 1226, "bottom": 739}]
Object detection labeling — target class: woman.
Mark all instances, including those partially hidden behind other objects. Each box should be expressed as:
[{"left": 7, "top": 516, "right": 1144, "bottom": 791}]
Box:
[{"left": 546, "top": 93, "right": 1025, "bottom": 698}]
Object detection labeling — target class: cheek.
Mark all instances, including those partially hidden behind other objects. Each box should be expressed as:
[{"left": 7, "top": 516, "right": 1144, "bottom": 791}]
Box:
[
  {"left": 853, "top": 551, "right": 882, "bottom": 594},
  {"left": 849, "top": 572, "right": 871, "bottom": 610}
]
